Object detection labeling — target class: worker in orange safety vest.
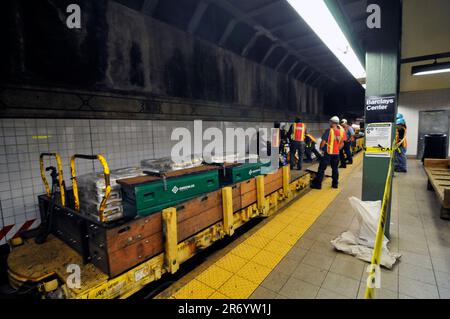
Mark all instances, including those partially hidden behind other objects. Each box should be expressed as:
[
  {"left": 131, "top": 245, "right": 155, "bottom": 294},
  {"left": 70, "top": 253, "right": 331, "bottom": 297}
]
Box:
[
  {"left": 287, "top": 117, "right": 306, "bottom": 170},
  {"left": 311, "top": 116, "right": 346, "bottom": 189}
]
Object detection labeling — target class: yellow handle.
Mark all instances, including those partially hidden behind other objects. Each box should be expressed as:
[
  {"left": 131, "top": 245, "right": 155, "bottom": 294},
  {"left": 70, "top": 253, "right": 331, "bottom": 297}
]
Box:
[
  {"left": 70, "top": 154, "right": 111, "bottom": 222},
  {"left": 39, "top": 153, "right": 66, "bottom": 207}
]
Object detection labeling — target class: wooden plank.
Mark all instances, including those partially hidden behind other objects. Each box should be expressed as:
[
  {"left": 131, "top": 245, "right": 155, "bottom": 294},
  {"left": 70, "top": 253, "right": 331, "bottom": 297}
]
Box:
[
  {"left": 176, "top": 190, "right": 221, "bottom": 223},
  {"left": 424, "top": 158, "right": 449, "bottom": 168},
  {"left": 265, "top": 179, "right": 283, "bottom": 196},
  {"left": 231, "top": 184, "right": 242, "bottom": 212},
  {"left": 264, "top": 169, "right": 283, "bottom": 184},
  {"left": 108, "top": 232, "right": 163, "bottom": 277},
  {"left": 240, "top": 179, "right": 256, "bottom": 194},
  {"left": 241, "top": 190, "right": 257, "bottom": 208},
  {"left": 178, "top": 206, "right": 223, "bottom": 242},
  {"left": 105, "top": 213, "right": 162, "bottom": 252},
  {"left": 425, "top": 166, "right": 450, "bottom": 208}
]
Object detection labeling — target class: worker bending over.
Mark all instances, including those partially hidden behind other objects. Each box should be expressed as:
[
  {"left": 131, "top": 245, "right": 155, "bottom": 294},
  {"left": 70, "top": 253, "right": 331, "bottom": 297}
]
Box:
[
  {"left": 304, "top": 133, "right": 322, "bottom": 163},
  {"left": 311, "top": 116, "right": 346, "bottom": 189},
  {"left": 394, "top": 115, "right": 408, "bottom": 173},
  {"left": 339, "top": 119, "right": 355, "bottom": 168},
  {"left": 288, "top": 117, "right": 306, "bottom": 170}
]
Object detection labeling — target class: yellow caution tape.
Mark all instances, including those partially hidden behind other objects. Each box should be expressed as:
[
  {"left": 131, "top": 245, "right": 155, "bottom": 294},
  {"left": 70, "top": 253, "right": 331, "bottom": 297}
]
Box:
[
  {"left": 364, "top": 146, "right": 393, "bottom": 153},
  {"left": 364, "top": 143, "right": 396, "bottom": 299}
]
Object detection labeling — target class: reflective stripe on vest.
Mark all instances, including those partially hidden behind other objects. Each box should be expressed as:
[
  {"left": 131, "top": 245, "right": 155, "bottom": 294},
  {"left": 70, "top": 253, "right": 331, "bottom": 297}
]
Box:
[
  {"left": 327, "top": 126, "right": 345, "bottom": 155},
  {"left": 272, "top": 129, "right": 280, "bottom": 147},
  {"left": 306, "top": 134, "right": 317, "bottom": 144},
  {"left": 291, "top": 123, "right": 305, "bottom": 142}
]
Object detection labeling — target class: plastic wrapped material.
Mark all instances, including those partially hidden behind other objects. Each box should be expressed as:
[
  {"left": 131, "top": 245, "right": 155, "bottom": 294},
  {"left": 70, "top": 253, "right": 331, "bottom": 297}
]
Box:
[
  {"left": 77, "top": 167, "right": 144, "bottom": 222},
  {"left": 140, "top": 155, "right": 203, "bottom": 173},
  {"left": 331, "top": 197, "right": 401, "bottom": 269},
  {"left": 203, "top": 153, "right": 259, "bottom": 164}
]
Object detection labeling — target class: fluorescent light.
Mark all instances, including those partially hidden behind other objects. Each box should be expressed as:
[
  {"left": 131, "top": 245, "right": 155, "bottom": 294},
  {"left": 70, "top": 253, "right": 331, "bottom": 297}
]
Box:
[
  {"left": 412, "top": 61, "right": 450, "bottom": 76},
  {"left": 286, "top": 0, "right": 366, "bottom": 81}
]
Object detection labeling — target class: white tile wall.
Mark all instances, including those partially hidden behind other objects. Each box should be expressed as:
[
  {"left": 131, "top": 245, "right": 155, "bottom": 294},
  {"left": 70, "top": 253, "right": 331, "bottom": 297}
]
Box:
[
  {"left": 0, "top": 118, "right": 327, "bottom": 243},
  {"left": 399, "top": 88, "right": 450, "bottom": 156}
]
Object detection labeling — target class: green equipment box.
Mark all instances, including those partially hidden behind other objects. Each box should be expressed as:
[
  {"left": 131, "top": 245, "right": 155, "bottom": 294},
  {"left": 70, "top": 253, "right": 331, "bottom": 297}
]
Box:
[
  {"left": 119, "top": 167, "right": 219, "bottom": 217},
  {"left": 219, "top": 161, "right": 271, "bottom": 185}
]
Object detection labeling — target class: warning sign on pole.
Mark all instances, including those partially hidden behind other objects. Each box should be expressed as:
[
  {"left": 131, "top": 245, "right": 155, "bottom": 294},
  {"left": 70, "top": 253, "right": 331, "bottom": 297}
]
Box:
[{"left": 365, "top": 123, "right": 393, "bottom": 157}]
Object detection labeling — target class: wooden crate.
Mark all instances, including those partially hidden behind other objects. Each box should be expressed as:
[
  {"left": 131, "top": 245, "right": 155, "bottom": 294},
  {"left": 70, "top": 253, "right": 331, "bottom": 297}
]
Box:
[
  {"left": 264, "top": 169, "right": 283, "bottom": 196},
  {"left": 78, "top": 168, "right": 283, "bottom": 277},
  {"left": 88, "top": 189, "right": 224, "bottom": 277}
]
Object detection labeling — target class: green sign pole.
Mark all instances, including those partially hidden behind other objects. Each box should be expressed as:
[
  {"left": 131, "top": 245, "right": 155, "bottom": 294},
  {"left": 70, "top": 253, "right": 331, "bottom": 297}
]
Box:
[{"left": 362, "top": 0, "right": 402, "bottom": 238}]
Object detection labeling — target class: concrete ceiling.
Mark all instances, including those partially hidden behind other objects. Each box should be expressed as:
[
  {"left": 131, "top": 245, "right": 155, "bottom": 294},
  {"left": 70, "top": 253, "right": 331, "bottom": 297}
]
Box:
[
  {"left": 400, "top": 0, "right": 450, "bottom": 92},
  {"left": 113, "top": 1, "right": 450, "bottom": 94},
  {"left": 114, "top": 0, "right": 364, "bottom": 90}
]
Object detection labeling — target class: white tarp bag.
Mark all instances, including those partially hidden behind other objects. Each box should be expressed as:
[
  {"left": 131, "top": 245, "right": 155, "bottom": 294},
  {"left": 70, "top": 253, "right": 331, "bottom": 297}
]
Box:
[{"left": 331, "top": 196, "right": 401, "bottom": 269}]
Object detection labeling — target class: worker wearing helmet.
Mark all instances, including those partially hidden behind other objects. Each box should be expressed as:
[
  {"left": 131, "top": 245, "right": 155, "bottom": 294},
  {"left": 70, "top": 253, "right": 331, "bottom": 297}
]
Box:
[
  {"left": 311, "top": 116, "right": 346, "bottom": 189},
  {"left": 287, "top": 117, "right": 307, "bottom": 170},
  {"left": 339, "top": 119, "right": 355, "bottom": 168},
  {"left": 395, "top": 117, "right": 408, "bottom": 173}
]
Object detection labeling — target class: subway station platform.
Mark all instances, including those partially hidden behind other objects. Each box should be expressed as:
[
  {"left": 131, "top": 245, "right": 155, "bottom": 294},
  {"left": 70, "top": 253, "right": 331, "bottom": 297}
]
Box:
[{"left": 157, "top": 157, "right": 450, "bottom": 299}]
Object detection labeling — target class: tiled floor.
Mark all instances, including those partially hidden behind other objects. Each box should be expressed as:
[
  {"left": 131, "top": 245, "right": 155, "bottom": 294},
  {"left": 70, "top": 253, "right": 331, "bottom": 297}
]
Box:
[{"left": 251, "top": 159, "right": 450, "bottom": 299}]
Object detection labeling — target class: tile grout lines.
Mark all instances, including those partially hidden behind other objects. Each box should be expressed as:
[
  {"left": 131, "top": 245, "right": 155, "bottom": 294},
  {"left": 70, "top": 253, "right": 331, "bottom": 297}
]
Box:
[
  {"left": 412, "top": 171, "right": 441, "bottom": 299},
  {"left": 167, "top": 154, "right": 364, "bottom": 299}
]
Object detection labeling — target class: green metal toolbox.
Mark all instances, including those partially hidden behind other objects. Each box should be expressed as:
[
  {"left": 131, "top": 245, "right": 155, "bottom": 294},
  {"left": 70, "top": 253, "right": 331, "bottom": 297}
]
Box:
[
  {"left": 118, "top": 166, "right": 220, "bottom": 217},
  {"left": 219, "top": 161, "right": 272, "bottom": 186}
]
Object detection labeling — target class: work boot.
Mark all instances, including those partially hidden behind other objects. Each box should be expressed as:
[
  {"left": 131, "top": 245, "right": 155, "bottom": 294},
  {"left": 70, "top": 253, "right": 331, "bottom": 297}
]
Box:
[
  {"left": 310, "top": 180, "right": 322, "bottom": 189},
  {"left": 332, "top": 184, "right": 338, "bottom": 189}
]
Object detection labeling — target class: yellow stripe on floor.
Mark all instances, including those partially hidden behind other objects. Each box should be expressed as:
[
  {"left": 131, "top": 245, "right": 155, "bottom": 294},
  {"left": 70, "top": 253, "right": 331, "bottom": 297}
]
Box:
[{"left": 171, "top": 154, "right": 363, "bottom": 299}]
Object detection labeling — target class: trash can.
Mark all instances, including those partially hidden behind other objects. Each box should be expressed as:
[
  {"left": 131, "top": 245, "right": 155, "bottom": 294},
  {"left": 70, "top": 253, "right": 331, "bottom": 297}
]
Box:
[{"left": 422, "top": 134, "right": 448, "bottom": 162}]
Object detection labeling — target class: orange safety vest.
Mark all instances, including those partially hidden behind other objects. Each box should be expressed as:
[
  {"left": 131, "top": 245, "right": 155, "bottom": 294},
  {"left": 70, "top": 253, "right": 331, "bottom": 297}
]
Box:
[
  {"left": 272, "top": 129, "right": 280, "bottom": 148},
  {"left": 291, "top": 123, "right": 306, "bottom": 142},
  {"left": 327, "top": 126, "right": 345, "bottom": 155}
]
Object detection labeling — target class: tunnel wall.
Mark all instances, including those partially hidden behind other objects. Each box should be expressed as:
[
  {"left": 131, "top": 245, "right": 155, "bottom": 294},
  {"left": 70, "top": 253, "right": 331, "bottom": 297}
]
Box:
[{"left": 0, "top": 0, "right": 326, "bottom": 122}]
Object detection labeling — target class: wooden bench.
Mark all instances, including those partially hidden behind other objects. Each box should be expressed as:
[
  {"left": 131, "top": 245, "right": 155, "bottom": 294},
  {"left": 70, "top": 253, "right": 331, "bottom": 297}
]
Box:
[{"left": 424, "top": 158, "right": 450, "bottom": 220}]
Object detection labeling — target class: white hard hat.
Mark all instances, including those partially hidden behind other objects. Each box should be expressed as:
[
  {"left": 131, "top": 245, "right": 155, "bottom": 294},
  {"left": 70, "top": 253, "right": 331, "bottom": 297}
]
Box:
[
  {"left": 330, "top": 116, "right": 340, "bottom": 124},
  {"left": 341, "top": 119, "right": 348, "bottom": 125}
]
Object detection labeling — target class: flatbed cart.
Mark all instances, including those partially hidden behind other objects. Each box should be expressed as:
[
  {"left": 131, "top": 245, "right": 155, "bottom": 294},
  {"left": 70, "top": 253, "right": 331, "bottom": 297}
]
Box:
[{"left": 7, "top": 157, "right": 311, "bottom": 299}]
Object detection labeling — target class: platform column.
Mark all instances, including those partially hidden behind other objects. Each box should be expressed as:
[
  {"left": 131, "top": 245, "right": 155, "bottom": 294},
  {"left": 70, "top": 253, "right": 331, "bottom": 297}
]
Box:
[{"left": 362, "top": 0, "right": 402, "bottom": 238}]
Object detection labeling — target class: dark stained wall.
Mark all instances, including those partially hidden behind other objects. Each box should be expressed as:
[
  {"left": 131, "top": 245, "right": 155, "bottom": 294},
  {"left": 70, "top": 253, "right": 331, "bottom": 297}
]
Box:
[
  {"left": 324, "top": 81, "right": 365, "bottom": 119},
  {"left": 0, "top": 0, "right": 326, "bottom": 122}
]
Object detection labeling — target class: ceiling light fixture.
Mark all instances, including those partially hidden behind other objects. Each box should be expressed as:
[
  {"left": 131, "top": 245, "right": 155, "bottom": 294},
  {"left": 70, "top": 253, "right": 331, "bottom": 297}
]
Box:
[
  {"left": 411, "top": 60, "right": 450, "bottom": 76},
  {"left": 286, "top": 0, "right": 366, "bottom": 84}
]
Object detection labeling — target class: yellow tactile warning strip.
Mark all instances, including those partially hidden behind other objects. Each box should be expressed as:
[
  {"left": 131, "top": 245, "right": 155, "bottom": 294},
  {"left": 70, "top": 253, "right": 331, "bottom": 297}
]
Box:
[{"left": 170, "top": 154, "right": 363, "bottom": 299}]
